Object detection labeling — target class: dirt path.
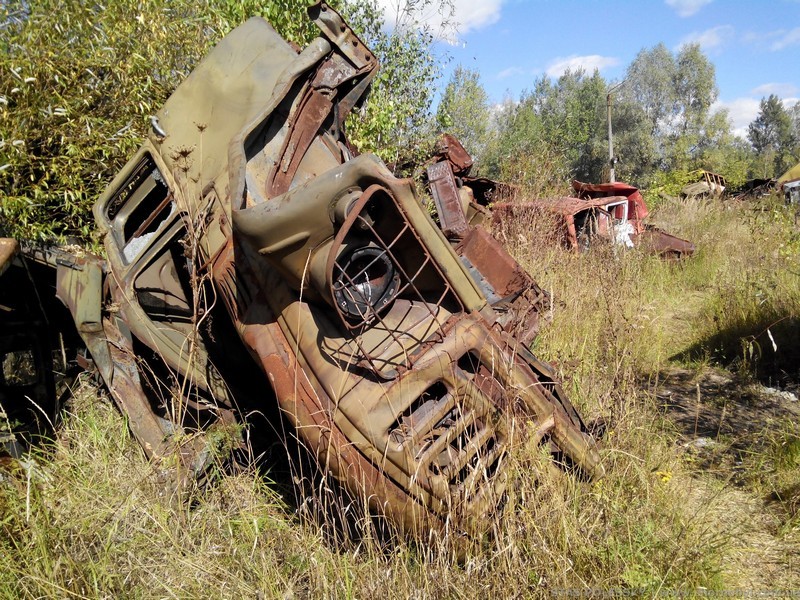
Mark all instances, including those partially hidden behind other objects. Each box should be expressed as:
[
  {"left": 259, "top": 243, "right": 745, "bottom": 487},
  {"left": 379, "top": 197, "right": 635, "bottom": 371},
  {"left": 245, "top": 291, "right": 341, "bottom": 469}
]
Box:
[{"left": 654, "top": 368, "right": 800, "bottom": 589}]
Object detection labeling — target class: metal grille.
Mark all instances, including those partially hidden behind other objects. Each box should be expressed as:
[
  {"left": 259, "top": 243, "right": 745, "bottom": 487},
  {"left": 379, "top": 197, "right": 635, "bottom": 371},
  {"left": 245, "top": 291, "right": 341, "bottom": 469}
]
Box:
[{"left": 326, "top": 185, "right": 465, "bottom": 376}]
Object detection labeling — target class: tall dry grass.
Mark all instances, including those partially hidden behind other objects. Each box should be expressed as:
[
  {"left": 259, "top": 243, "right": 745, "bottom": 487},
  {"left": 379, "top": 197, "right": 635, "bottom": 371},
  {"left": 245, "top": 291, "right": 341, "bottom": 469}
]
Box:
[{"left": 1, "top": 194, "right": 798, "bottom": 597}]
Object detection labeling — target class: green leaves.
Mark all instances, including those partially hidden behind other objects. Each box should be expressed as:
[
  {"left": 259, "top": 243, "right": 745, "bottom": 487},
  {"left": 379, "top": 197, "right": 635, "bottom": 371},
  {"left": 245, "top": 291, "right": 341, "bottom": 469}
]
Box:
[
  {"left": 481, "top": 69, "right": 608, "bottom": 193},
  {"left": 748, "top": 94, "right": 798, "bottom": 178},
  {"left": 0, "top": 0, "right": 226, "bottom": 241},
  {"left": 343, "top": 0, "right": 446, "bottom": 171},
  {"left": 435, "top": 66, "right": 490, "bottom": 160}
]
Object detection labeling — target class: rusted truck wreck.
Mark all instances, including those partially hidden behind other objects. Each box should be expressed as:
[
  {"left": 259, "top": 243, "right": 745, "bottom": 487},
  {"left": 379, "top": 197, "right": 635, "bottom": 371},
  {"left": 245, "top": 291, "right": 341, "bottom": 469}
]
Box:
[
  {"left": 425, "top": 135, "right": 694, "bottom": 259},
  {"left": 488, "top": 180, "right": 695, "bottom": 258},
  {"left": 0, "top": 3, "right": 602, "bottom": 544}
]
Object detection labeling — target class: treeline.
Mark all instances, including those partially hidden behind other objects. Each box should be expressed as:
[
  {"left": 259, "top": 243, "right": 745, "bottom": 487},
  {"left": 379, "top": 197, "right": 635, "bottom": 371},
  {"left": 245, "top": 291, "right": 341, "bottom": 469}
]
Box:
[{"left": 437, "top": 45, "right": 800, "bottom": 198}]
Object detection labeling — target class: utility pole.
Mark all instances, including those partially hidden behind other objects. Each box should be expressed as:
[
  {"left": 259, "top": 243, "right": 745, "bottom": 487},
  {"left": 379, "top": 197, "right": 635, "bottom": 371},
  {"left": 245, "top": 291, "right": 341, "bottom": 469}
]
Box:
[{"left": 606, "top": 80, "right": 627, "bottom": 183}]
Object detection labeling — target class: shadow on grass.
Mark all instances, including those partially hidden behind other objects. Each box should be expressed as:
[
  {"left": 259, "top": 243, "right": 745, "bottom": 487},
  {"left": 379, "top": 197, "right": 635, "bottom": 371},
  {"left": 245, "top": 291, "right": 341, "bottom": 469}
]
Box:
[
  {"left": 670, "top": 314, "right": 800, "bottom": 385},
  {"left": 653, "top": 368, "right": 800, "bottom": 488}
]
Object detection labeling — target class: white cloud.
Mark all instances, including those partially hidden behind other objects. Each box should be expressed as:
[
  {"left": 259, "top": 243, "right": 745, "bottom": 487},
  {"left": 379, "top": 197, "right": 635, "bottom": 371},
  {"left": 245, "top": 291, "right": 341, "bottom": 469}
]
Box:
[
  {"left": 713, "top": 98, "right": 760, "bottom": 137},
  {"left": 742, "top": 29, "right": 781, "bottom": 45},
  {"left": 750, "top": 83, "right": 800, "bottom": 98},
  {"left": 677, "top": 25, "right": 734, "bottom": 51},
  {"left": 745, "top": 27, "right": 800, "bottom": 51},
  {"left": 665, "top": 0, "right": 713, "bottom": 17},
  {"left": 545, "top": 55, "right": 619, "bottom": 78},
  {"left": 375, "top": 0, "right": 504, "bottom": 40},
  {"left": 496, "top": 66, "right": 524, "bottom": 80},
  {"left": 715, "top": 90, "right": 800, "bottom": 138},
  {"left": 770, "top": 27, "right": 800, "bottom": 51}
]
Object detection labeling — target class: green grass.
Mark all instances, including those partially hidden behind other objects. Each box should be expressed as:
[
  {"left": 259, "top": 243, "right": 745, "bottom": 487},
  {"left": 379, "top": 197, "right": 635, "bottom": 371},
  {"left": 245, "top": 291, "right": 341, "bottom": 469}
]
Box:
[{"left": 1, "top": 195, "right": 799, "bottom": 597}]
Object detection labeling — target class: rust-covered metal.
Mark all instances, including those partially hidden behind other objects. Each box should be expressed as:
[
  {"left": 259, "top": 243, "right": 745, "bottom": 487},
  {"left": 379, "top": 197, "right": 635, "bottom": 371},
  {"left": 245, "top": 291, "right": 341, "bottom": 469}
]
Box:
[
  {"left": 573, "top": 179, "right": 695, "bottom": 258},
  {"left": 474, "top": 168, "right": 695, "bottom": 258},
  {"left": 0, "top": 3, "right": 603, "bottom": 547},
  {"left": 0, "top": 242, "right": 90, "bottom": 447},
  {"left": 424, "top": 135, "right": 550, "bottom": 345}
]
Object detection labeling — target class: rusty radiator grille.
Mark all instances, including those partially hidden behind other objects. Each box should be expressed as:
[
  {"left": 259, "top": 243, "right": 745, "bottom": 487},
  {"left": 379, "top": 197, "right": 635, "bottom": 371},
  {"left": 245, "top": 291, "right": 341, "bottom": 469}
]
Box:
[
  {"left": 424, "top": 408, "right": 504, "bottom": 499},
  {"left": 387, "top": 374, "right": 507, "bottom": 502}
]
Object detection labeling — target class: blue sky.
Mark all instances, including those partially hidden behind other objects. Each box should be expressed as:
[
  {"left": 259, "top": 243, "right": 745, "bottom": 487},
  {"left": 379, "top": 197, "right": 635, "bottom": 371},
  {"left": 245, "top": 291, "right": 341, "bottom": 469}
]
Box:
[{"left": 378, "top": 0, "right": 800, "bottom": 137}]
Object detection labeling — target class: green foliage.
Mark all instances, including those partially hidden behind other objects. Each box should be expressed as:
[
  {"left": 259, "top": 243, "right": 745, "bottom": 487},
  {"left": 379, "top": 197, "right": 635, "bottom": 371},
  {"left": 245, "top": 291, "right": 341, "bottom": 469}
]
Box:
[
  {"left": 343, "top": 0, "right": 448, "bottom": 171},
  {"left": 435, "top": 66, "right": 490, "bottom": 160},
  {"left": 535, "top": 69, "right": 609, "bottom": 182},
  {"left": 609, "top": 96, "right": 658, "bottom": 185},
  {"left": 621, "top": 42, "right": 724, "bottom": 178},
  {"left": 481, "top": 69, "right": 613, "bottom": 193},
  {"left": 748, "top": 94, "right": 798, "bottom": 177},
  {"left": 697, "top": 130, "right": 752, "bottom": 190},
  {"left": 481, "top": 97, "right": 570, "bottom": 198},
  {"left": 624, "top": 43, "right": 676, "bottom": 137},
  {"left": 0, "top": 0, "right": 341, "bottom": 242},
  {"left": 673, "top": 44, "right": 718, "bottom": 136},
  {"left": 642, "top": 169, "right": 695, "bottom": 208},
  {"left": 791, "top": 101, "right": 800, "bottom": 150}
]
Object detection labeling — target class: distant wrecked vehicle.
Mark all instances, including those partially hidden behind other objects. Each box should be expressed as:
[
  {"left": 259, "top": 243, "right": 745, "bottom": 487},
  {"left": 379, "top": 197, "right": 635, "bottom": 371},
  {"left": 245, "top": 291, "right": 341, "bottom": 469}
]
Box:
[
  {"left": 491, "top": 180, "right": 695, "bottom": 259},
  {"left": 783, "top": 179, "right": 800, "bottom": 205},
  {"left": 681, "top": 169, "right": 726, "bottom": 200},
  {"left": 0, "top": 3, "right": 602, "bottom": 547},
  {"left": 570, "top": 180, "right": 696, "bottom": 258}
]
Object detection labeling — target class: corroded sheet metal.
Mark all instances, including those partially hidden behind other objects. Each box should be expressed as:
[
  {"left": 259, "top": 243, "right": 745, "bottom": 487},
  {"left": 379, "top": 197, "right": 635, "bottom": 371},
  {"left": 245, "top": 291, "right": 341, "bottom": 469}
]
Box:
[
  {"left": 572, "top": 180, "right": 649, "bottom": 223},
  {"left": 0, "top": 238, "right": 19, "bottom": 278},
  {"left": 632, "top": 226, "right": 696, "bottom": 259},
  {"left": 427, "top": 161, "right": 470, "bottom": 239},
  {"left": 434, "top": 134, "right": 474, "bottom": 176},
  {"left": 527, "top": 196, "right": 624, "bottom": 217},
  {"left": 456, "top": 226, "right": 532, "bottom": 299}
]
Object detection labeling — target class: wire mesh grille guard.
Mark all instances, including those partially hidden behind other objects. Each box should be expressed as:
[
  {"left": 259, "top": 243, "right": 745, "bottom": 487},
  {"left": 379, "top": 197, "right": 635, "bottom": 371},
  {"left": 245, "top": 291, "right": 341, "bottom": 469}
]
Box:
[{"left": 326, "top": 185, "right": 466, "bottom": 376}]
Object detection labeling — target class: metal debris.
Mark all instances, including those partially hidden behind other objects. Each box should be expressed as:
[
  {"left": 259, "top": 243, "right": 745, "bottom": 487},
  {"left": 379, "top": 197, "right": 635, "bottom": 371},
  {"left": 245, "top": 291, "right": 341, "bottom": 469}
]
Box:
[{"left": 0, "top": 3, "right": 603, "bottom": 548}]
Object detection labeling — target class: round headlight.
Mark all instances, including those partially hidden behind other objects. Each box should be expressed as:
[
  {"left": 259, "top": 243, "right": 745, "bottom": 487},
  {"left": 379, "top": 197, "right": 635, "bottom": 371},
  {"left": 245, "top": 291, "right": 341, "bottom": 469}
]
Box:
[{"left": 332, "top": 245, "right": 400, "bottom": 320}]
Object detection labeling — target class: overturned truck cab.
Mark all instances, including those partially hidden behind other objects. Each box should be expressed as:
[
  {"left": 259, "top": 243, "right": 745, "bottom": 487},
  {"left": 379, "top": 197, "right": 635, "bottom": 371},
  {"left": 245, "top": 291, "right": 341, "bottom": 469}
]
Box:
[{"left": 3, "top": 3, "right": 602, "bottom": 544}]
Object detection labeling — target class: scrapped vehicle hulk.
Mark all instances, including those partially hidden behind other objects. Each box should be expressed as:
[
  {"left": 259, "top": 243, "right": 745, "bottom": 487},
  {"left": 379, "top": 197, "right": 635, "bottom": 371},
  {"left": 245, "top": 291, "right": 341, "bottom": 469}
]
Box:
[
  {"left": 425, "top": 135, "right": 695, "bottom": 260},
  {"left": 1, "top": 3, "right": 602, "bottom": 544}
]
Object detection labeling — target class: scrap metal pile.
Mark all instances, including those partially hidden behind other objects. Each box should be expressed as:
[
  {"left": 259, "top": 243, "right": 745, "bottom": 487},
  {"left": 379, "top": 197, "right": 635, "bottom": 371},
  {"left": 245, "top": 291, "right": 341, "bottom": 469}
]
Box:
[
  {"left": 2, "top": 3, "right": 611, "bottom": 546},
  {"left": 425, "top": 135, "right": 694, "bottom": 259}
]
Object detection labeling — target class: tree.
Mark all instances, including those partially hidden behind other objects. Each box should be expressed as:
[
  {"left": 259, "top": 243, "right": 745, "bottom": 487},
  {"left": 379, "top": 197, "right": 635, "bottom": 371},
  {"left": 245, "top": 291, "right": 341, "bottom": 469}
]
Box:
[
  {"left": 435, "top": 66, "right": 490, "bottom": 160},
  {"left": 697, "top": 112, "right": 753, "bottom": 189},
  {"left": 480, "top": 96, "right": 569, "bottom": 198},
  {"left": 673, "top": 44, "right": 718, "bottom": 136},
  {"left": 623, "top": 44, "right": 677, "bottom": 137},
  {"left": 482, "top": 68, "right": 655, "bottom": 190},
  {"left": 608, "top": 96, "right": 657, "bottom": 185},
  {"left": 532, "top": 69, "right": 609, "bottom": 182},
  {"left": 791, "top": 101, "right": 800, "bottom": 143},
  {"left": 748, "top": 95, "right": 797, "bottom": 177},
  {"left": 622, "top": 43, "right": 720, "bottom": 174},
  {"left": 343, "top": 0, "right": 452, "bottom": 171}
]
